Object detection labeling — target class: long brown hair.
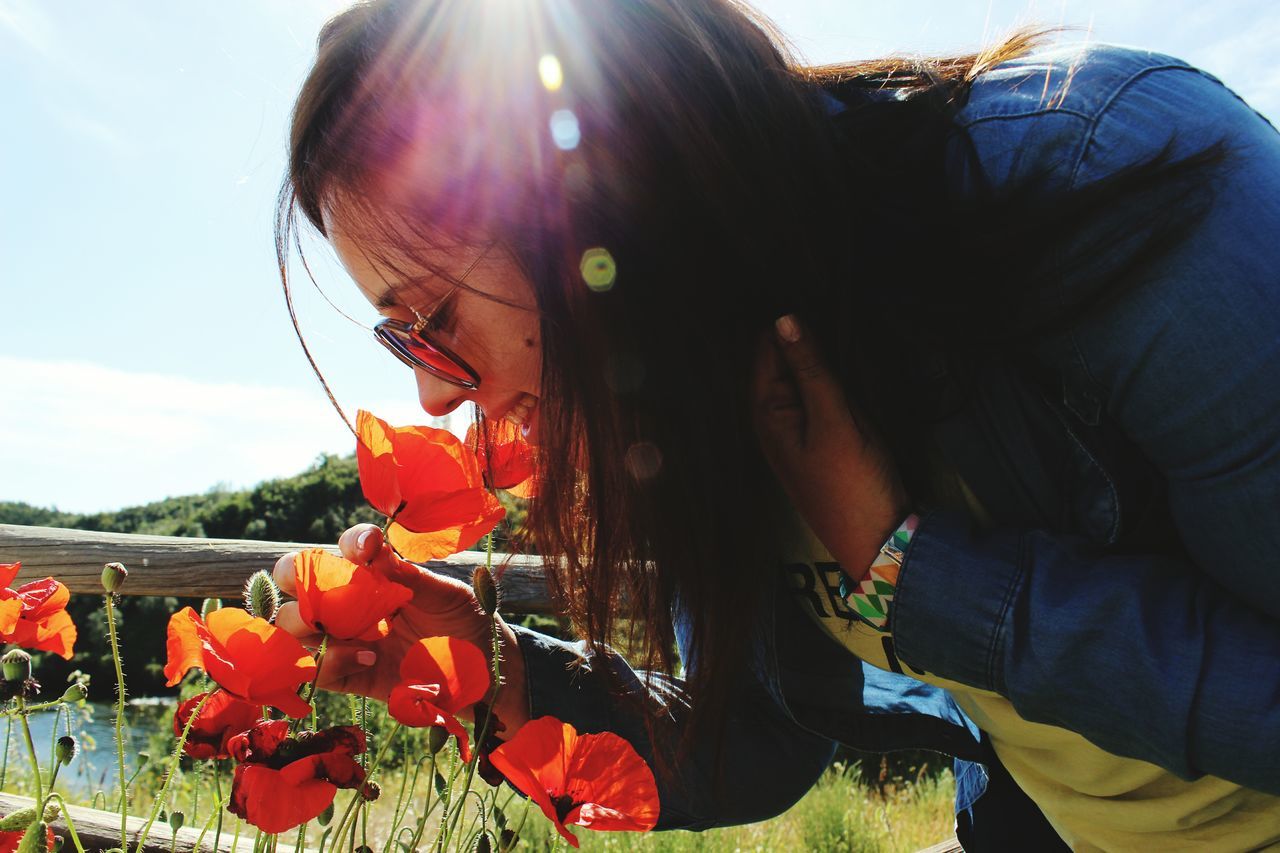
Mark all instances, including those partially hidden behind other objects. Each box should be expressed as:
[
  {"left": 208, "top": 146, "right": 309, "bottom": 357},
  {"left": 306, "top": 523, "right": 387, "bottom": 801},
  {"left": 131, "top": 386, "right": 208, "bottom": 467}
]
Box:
[{"left": 277, "top": 0, "right": 1220, "bottom": 777}]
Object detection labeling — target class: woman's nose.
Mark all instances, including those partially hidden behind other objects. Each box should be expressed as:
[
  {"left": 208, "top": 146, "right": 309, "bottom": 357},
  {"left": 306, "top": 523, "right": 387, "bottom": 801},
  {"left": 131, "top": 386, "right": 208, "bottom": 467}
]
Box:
[{"left": 414, "top": 369, "right": 468, "bottom": 417}]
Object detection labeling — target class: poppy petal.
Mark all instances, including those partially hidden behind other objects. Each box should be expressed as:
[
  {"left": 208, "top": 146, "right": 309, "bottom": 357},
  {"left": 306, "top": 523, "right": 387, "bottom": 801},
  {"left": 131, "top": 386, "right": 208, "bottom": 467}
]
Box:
[
  {"left": 0, "top": 598, "right": 21, "bottom": 636},
  {"left": 398, "top": 637, "right": 491, "bottom": 713},
  {"left": 0, "top": 562, "right": 20, "bottom": 588},
  {"left": 229, "top": 764, "right": 337, "bottom": 835},
  {"left": 164, "top": 607, "right": 210, "bottom": 686},
  {"left": 293, "top": 549, "right": 413, "bottom": 641},
  {"left": 487, "top": 717, "right": 659, "bottom": 846},
  {"left": 356, "top": 410, "right": 406, "bottom": 518}
]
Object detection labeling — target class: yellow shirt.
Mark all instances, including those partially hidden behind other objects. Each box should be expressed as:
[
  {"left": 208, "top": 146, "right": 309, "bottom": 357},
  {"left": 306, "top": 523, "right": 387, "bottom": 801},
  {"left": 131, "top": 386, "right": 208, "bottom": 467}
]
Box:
[{"left": 780, "top": 515, "right": 1280, "bottom": 851}]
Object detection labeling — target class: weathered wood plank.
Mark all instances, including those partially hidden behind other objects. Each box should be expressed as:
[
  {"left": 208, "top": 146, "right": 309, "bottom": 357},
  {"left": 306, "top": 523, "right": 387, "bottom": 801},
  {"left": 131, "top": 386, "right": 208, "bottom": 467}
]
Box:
[
  {"left": 0, "top": 791, "right": 268, "bottom": 852},
  {"left": 0, "top": 525, "right": 556, "bottom": 614},
  {"left": 915, "top": 837, "right": 964, "bottom": 853}
]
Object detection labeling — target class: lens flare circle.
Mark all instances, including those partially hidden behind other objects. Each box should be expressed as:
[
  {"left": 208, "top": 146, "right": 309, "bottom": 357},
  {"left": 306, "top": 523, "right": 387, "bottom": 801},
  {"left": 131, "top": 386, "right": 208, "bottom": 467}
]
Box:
[{"left": 549, "top": 109, "right": 581, "bottom": 150}]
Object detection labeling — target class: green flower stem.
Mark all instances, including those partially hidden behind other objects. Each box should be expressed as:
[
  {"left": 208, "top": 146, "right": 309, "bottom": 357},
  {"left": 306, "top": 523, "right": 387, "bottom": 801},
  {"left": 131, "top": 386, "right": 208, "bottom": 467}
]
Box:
[
  {"left": 2, "top": 712, "right": 12, "bottom": 790},
  {"left": 15, "top": 695, "right": 44, "bottom": 808},
  {"left": 443, "top": 536, "right": 501, "bottom": 851},
  {"left": 328, "top": 722, "right": 403, "bottom": 850},
  {"left": 212, "top": 762, "right": 225, "bottom": 853},
  {"left": 293, "top": 635, "right": 329, "bottom": 735},
  {"left": 407, "top": 752, "right": 439, "bottom": 852},
  {"left": 105, "top": 591, "right": 129, "bottom": 851},
  {"left": 191, "top": 794, "right": 229, "bottom": 853},
  {"left": 1, "top": 699, "right": 65, "bottom": 717},
  {"left": 133, "top": 691, "right": 212, "bottom": 853},
  {"left": 46, "top": 794, "right": 88, "bottom": 853}
]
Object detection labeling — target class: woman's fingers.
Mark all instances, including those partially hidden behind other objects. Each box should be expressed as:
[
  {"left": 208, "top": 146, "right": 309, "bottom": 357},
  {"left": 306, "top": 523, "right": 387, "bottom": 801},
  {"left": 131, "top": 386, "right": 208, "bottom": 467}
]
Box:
[
  {"left": 274, "top": 601, "right": 321, "bottom": 643},
  {"left": 770, "top": 314, "right": 849, "bottom": 427},
  {"left": 273, "top": 551, "right": 299, "bottom": 596},
  {"left": 339, "top": 523, "right": 384, "bottom": 564}
]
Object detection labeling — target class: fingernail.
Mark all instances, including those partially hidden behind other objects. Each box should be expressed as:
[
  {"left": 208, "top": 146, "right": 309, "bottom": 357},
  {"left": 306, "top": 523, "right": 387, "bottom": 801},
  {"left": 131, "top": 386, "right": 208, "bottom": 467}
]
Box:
[
  {"left": 775, "top": 314, "right": 801, "bottom": 343},
  {"left": 357, "top": 529, "right": 373, "bottom": 551},
  {"left": 356, "top": 650, "right": 377, "bottom": 667}
]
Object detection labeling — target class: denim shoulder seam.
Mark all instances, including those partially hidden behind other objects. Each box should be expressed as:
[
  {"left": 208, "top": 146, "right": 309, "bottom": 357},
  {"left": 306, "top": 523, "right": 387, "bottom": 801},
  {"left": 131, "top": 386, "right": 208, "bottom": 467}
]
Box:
[
  {"left": 984, "top": 530, "right": 1026, "bottom": 694},
  {"left": 1061, "top": 64, "right": 1207, "bottom": 409},
  {"left": 1064, "top": 63, "right": 1205, "bottom": 189}
]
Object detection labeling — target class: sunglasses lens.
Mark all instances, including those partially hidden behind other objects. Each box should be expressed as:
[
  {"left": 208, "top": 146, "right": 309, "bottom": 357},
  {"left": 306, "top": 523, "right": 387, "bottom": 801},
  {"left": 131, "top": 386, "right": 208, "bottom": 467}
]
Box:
[{"left": 377, "top": 325, "right": 474, "bottom": 385}]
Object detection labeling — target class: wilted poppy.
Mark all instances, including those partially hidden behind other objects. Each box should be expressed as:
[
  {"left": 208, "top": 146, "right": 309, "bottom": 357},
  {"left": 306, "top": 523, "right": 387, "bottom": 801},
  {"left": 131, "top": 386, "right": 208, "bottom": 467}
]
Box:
[
  {"left": 164, "top": 607, "right": 317, "bottom": 718},
  {"left": 487, "top": 716, "right": 660, "bottom": 848},
  {"left": 355, "top": 410, "right": 506, "bottom": 561},
  {"left": 292, "top": 549, "right": 413, "bottom": 641},
  {"left": 227, "top": 720, "right": 366, "bottom": 834},
  {"left": 0, "top": 562, "right": 77, "bottom": 660},
  {"left": 0, "top": 820, "right": 55, "bottom": 853},
  {"left": 174, "top": 690, "right": 264, "bottom": 760},
  {"left": 388, "top": 636, "right": 490, "bottom": 762},
  {"left": 466, "top": 419, "right": 537, "bottom": 497}
]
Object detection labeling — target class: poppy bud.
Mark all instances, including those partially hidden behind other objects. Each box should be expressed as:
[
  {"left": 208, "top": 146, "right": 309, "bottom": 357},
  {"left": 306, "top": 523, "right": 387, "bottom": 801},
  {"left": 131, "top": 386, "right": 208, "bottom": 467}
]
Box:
[
  {"left": 100, "top": 562, "right": 128, "bottom": 593},
  {"left": 2, "top": 649, "right": 32, "bottom": 683},
  {"left": 136, "top": 752, "right": 151, "bottom": 768},
  {"left": 60, "top": 682, "right": 88, "bottom": 704},
  {"left": 354, "top": 847, "right": 373, "bottom": 853},
  {"left": 498, "top": 829, "right": 517, "bottom": 852},
  {"left": 472, "top": 567, "right": 498, "bottom": 616},
  {"left": 433, "top": 770, "right": 447, "bottom": 796},
  {"left": 474, "top": 833, "right": 492, "bottom": 853},
  {"left": 55, "top": 735, "right": 77, "bottom": 765},
  {"left": 360, "top": 781, "right": 381, "bottom": 802},
  {"left": 317, "top": 802, "right": 334, "bottom": 827},
  {"left": 168, "top": 811, "right": 184, "bottom": 833},
  {"left": 243, "top": 570, "right": 281, "bottom": 622},
  {"left": 427, "top": 726, "right": 449, "bottom": 755},
  {"left": 201, "top": 598, "right": 222, "bottom": 619},
  {"left": 15, "top": 822, "right": 47, "bottom": 853},
  {"left": 0, "top": 808, "right": 37, "bottom": 831}
]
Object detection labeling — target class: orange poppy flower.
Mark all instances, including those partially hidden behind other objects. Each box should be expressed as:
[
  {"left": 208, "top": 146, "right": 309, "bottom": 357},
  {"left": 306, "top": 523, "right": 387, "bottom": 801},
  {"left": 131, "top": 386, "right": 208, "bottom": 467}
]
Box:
[
  {"left": 292, "top": 549, "right": 413, "bottom": 641},
  {"left": 355, "top": 410, "right": 505, "bottom": 561},
  {"left": 487, "top": 716, "right": 660, "bottom": 847},
  {"left": 0, "top": 563, "right": 77, "bottom": 660},
  {"left": 388, "top": 636, "right": 491, "bottom": 762},
  {"left": 227, "top": 720, "right": 366, "bottom": 834},
  {"left": 174, "top": 690, "right": 264, "bottom": 760},
  {"left": 0, "top": 820, "right": 55, "bottom": 853},
  {"left": 466, "top": 419, "right": 537, "bottom": 497},
  {"left": 164, "top": 607, "right": 317, "bottom": 718}
]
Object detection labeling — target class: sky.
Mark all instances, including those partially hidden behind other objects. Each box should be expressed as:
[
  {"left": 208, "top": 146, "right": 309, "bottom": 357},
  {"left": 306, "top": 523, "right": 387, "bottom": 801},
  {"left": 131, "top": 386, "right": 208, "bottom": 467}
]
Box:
[{"left": 2, "top": 0, "right": 1277, "bottom": 513}]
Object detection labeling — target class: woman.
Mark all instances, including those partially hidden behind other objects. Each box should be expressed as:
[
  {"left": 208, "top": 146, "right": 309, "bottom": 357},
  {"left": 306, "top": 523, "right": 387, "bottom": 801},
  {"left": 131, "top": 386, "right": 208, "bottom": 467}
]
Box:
[{"left": 269, "top": 0, "right": 1280, "bottom": 847}]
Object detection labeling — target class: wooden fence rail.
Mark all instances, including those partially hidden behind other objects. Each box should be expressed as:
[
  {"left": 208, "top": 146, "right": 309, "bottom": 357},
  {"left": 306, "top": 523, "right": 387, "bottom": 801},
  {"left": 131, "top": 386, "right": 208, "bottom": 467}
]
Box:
[{"left": 0, "top": 524, "right": 556, "bottom": 614}]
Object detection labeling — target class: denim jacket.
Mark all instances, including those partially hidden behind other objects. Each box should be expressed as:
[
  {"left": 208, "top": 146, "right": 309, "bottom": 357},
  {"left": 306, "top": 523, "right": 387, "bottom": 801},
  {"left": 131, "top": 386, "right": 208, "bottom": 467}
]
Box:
[{"left": 510, "top": 42, "right": 1280, "bottom": 830}]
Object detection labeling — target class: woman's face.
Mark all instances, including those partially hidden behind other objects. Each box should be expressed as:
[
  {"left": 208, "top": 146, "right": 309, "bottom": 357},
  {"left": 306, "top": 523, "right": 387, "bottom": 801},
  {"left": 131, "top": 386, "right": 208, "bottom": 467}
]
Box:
[{"left": 327, "top": 216, "right": 543, "bottom": 442}]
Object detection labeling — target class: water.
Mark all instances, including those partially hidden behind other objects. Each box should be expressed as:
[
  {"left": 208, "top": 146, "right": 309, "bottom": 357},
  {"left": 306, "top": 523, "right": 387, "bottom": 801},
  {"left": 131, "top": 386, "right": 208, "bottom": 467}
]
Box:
[{"left": 2, "top": 700, "right": 172, "bottom": 799}]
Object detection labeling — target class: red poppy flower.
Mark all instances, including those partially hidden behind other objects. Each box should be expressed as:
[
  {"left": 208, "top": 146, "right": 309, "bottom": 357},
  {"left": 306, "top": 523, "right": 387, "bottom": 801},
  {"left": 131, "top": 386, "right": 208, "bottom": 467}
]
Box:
[
  {"left": 174, "top": 690, "right": 264, "bottom": 760},
  {"left": 387, "top": 636, "right": 491, "bottom": 762},
  {"left": 466, "top": 419, "right": 537, "bottom": 497},
  {"left": 227, "top": 720, "right": 366, "bottom": 834},
  {"left": 356, "top": 410, "right": 506, "bottom": 561},
  {"left": 0, "top": 562, "right": 77, "bottom": 660},
  {"left": 487, "top": 716, "right": 660, "bottom": 848},
  {"left": 164, "top": 607, "right": 317, "bottom": 718},
  {"left": 0, "top": 820, "right": 54, "bottom": 853},
  {"left": 292, "top": 549, "right": 413, "bottom": 641}
]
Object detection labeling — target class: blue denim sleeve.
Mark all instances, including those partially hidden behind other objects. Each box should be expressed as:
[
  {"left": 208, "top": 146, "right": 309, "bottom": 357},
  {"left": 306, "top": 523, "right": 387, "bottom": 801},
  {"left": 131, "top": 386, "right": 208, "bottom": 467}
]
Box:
[
  {"left": 509, "top": 623, "right": 837, "bottom": 831},
  {"left": 891, "top": 64, "right": 1280, "bottom": 793}
]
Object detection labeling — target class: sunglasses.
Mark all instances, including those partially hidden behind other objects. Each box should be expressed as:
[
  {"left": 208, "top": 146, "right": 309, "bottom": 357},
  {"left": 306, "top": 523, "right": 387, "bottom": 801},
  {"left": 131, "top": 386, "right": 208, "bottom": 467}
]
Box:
[{"left": 373, "top": 303, "right": 481, "bottom": 390}]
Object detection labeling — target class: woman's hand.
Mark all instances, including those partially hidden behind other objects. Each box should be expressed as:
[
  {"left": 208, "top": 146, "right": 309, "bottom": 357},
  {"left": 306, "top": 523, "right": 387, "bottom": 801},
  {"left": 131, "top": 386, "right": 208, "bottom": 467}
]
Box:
[
  {"left": 752, "top": 315, "right": 910, "bottom": 577},
  {"left": 273, "top": 523, "right": 529, "bottom": 735}
]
